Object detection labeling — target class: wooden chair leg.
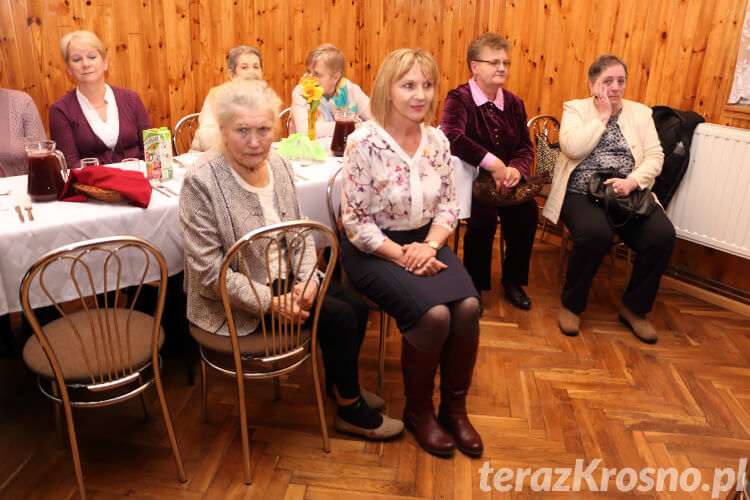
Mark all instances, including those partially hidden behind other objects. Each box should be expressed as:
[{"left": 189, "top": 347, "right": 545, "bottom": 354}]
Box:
[
  {"left": 377, "top": 310, "right": 387, "bottom": 396},
  {"left": 539, "top": 218, "right": 548, "bottom": 243},
  {"left": 200, "top": 357, "right": 208, "bottom": 423},
  {"left": 137, "top": 374, "right": 150, "bottom": 421},
  {"left": 153, "top": 362, "right": 187, "bottom": 482},
  {"left": 310, "top": 341, "right": 331, "bottom": 453},
  {"left": 452, "top": 225, "right": 460, "bottom": 252},
  {"left": 609, "top": 244, "right": 617, "bottom": 279},
  {"left": 498, "top": 224, "right": 505, "bottom": 273},
  {"left": 273, "top": 377, "right": 282, "bottom": 400}
]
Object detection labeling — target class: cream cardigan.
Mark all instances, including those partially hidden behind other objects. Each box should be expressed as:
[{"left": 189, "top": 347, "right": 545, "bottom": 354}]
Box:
[{"left": 542, "top": 97, "right": 664, "bottom": 224}]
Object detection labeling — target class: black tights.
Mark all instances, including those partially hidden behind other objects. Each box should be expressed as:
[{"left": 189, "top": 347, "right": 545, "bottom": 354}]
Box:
[{"left": 402, "top": 297, "right": 480, "bottom": 351}]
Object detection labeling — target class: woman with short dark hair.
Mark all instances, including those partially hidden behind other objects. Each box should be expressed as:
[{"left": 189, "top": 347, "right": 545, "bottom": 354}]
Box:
[
  {"left": 440, "top": 33, "right": 537, "bottom": 311},
  {"left": 542, "top": 55, "right": 675, "bottom": 343}
]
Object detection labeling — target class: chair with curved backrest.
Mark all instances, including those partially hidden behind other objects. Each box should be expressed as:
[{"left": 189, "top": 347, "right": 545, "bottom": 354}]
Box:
[
  {"left": 172, "top": 112, "right": 200, "bottom": 155},
  {"left": 190, "top": 220, "right": 336, "bottom": 485},
  {"left": 327, "top": 165, "right": 389, "bottom": 396},
  {"left": 20, "top": 236, "right": 186, "bottom": 500},
  {"left": 278, "top": 107, "right": 293, "bottom": 138},
  {"left": 528, "top": 115, "right": 561, "bottom": 243}
]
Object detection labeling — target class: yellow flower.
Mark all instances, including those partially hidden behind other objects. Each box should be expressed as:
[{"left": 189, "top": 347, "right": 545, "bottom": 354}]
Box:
[{"left": 300, "top": 74, "right": 324, "bottom": 103}]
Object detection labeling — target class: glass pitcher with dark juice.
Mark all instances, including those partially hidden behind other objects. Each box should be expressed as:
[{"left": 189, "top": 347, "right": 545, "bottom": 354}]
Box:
[
  {"left": 26, "top": 141, "right": 68, "bottom": 202},
  {"left": 330, "top": 108, "right": 357, "bottom": 157}
]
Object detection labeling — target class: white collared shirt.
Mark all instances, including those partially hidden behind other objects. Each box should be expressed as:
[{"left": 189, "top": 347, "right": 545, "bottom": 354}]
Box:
[{"left": 76, "top": 85, "right": 120, "bottom": 150}]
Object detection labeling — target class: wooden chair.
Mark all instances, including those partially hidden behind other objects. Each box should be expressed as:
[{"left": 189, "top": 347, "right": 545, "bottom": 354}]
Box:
[
  {"left": 172, "top": 112, "right": 200, "bottom": 155},
  {"left": 20, "top": 236, "right": 186, "bottom": 500},
  {"left": 190, "top": 220, "right": 336, "bottom": 485},
  {"left": 527, "top": 115, "right": 561, "bottom": 243},
  {"left": 326, "top": 165, "right": 389, "bottom": 396}
]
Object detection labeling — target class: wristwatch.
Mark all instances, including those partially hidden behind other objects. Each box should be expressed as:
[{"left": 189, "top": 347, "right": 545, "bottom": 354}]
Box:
[{"left": 424, "top": 240, "right": 439, "bottom": 251}]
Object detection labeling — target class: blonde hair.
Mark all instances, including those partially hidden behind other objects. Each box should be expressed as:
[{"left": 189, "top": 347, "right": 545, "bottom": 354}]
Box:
[
  {"left": 305, "top": 44, "right": 345, "bottom": 76},
  {"left": 60, "top": 30, "right": 106, "bottom": 62},
  {"left": 214, "top": 79, "right": 282, "bottom": 129},
  {"left": 370, "top": 48, "right": 440, "bottom": 126}
]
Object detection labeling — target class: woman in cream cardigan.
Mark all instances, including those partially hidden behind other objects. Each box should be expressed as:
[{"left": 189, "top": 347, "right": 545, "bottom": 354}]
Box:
[{"left": 542, "top": 55, "right": 675, "bottom": 344}]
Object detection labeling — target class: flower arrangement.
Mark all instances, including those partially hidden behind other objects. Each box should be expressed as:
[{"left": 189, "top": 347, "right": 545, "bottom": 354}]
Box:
[{"left": 300, "top": 74, "right": 323, "bottom": 140}]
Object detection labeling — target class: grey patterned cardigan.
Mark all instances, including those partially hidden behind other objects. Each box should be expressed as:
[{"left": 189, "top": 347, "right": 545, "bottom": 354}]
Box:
[{"left": 179, "top": 151, "right": 321, "bottom": 336}]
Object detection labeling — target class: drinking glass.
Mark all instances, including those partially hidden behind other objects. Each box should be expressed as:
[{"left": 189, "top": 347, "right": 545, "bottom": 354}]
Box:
[
  {"left": 80, "top": 157, "right": 99, "bottom": 168},
  {"left": 122, "top": 158, "right": 146, "bottom": 175}
]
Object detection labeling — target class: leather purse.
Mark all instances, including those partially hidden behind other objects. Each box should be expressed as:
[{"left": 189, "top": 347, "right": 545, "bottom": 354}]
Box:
[
  {"left": 472, "top": 168, "right": 546, "bottom": 207},
  {"left": 534, "top": 135, "right": 560, "bottom": 183},
  {"left": 587, "top": 168, "right": 656, "bottom": 227}
]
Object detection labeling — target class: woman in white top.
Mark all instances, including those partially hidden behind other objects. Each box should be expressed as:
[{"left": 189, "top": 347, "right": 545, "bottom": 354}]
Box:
[
  {"left": 49, "top": 30, "right": 151, "bottom": 169},
  {"left": 340, "top": 49, "right": 482, "bottom": 458},
  {"left": 290, "top": 44, "right": 372, "bottom": 138},
  {"left": 190, "top": 45, "right": 264, "bottom": 152}
]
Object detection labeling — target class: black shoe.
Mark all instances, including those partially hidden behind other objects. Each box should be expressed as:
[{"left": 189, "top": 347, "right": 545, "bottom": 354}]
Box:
[{"left": 502, "top": 282, "right": 531, "bottom": 310}]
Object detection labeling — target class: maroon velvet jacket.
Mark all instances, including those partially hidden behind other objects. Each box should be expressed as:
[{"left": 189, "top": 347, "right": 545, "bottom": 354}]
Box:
[
  {"left": 49, "top": 86, "right": 152, "bottom": 169},
  {"left": 440, "top": 83, "right": 533, "bottom": 179}
]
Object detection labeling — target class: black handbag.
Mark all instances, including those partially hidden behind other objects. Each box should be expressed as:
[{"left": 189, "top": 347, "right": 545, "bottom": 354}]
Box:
[{"left": 587, "top": 169, "right": 656, "bottom": 227}]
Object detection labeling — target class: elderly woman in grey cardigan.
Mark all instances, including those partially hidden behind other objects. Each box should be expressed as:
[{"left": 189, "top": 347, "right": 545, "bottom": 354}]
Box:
[{"left": 179, "top": 79, "right": 402, "bottom": 439}]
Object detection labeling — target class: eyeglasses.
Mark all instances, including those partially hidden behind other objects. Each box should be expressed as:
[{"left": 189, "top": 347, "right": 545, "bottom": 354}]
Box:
[{"left": 474, "top": 59, "right": 511, "bottom": 68}]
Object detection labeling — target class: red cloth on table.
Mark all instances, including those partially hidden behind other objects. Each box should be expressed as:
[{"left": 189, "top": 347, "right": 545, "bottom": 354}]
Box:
[{"left": 59, "top": 165, "right": 152, "bottom": 207}]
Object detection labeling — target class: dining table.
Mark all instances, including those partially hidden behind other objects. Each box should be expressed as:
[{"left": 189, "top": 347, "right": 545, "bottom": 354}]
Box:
[{"left": 0, "top": 151, "right": 475, "bottom": 316}]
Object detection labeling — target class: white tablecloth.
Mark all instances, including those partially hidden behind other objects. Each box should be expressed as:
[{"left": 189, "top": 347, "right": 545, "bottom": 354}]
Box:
[{"left": 0, "top": 155, "right": 474, "bottom": 315}]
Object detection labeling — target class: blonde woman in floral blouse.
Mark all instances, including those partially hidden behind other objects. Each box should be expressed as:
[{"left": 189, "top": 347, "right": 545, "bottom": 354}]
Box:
[{"left": 340, "top": 49, "right": 483, "bottom": 458}]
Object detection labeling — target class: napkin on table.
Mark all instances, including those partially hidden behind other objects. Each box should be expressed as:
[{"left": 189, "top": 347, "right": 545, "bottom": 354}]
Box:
[{"left": 59, "top": 165, "right": 152, "bottom": 208}]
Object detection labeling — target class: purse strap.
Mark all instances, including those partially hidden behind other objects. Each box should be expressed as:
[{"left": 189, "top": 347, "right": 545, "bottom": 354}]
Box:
[{"left": 602, "top": 184, "right": 634, "bottom": 228}]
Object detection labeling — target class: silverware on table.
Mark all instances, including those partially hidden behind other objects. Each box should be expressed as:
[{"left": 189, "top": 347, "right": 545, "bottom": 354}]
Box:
[
  {"left": 15, "top": 205, "right": 25, "bottom": 223},
  {"left": 150, "top": 183, "right": 171, "bottom": 197},
  {"left": 22, "top": 199, "right": 34, "bottom": 221},
  {"left": 162, "top": 185, "right": 179, "bottom": 197}
]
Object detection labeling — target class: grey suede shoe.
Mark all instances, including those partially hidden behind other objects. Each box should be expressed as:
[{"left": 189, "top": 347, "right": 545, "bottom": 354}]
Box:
[
  {"left": 361, "top": 388, "right": 385, "bottom": 411},
  {"left": 619, "top": 306, "right": 658, "bottom": 344},
  {"left": 334, "top": 413, "right": 404, "bottom": 440},
  {"left": 558, "top": 306, "right": 581, "bottom": 337}
]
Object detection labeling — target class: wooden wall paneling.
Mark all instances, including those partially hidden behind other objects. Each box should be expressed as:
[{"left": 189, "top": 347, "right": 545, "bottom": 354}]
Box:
[
  {"left": 706, "top": 0, "right": 747, "bottom": 120},
  {"left": 140, "top": 0, "right": 171, "bottom": 126},
  {"left": 694, "top": 0, "right": 736, "bottom": 121},
  {"left": 163, "top": 0, "right": 196, "bottom": 126},
  {"left": 679, "top": 0, "right": 713, "bottom": 112},
  {"left": 0, "top": 1, "right": 26, "bottom": 91},
  {"left": 188, "top": 0, "right": 201, "bottom": 111},
  {"left": 568, "top": 0, "right": 594, "bottom": 108},
  {"left": 668, "top": 2, "right": 700, "bottom": 111}
]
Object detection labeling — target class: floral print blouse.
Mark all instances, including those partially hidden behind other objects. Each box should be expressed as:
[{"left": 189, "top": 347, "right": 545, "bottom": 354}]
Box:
[{"left": 341, "top": 121, "right": 459, "bottom": 254}]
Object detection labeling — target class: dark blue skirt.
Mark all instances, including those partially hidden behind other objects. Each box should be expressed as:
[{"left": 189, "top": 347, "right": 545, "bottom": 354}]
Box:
[{"left": 340, "top": 224, "right": 479, "bottom": 331}]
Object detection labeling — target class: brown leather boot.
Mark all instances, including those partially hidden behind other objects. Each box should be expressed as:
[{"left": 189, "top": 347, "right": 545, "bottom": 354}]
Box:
[
  {"left": 401, "top": 338, "right": 456, "bottom": 457},
  {"left": 436, "top": 336, "right": 483, "bottom": 457}
]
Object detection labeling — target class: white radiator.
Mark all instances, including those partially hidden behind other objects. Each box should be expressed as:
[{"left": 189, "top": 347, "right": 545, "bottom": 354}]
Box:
[{"left": 666, "top": 123, "right": 750, "bottom": 259}]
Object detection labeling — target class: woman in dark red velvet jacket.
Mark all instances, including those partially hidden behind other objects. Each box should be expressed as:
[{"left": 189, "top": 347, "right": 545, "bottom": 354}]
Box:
[
  {"left": 49, "top": 30, "right": 151, "bottom": 169},
  {"left": 440, "top": 33, "right": 537, "bottom": 312}
]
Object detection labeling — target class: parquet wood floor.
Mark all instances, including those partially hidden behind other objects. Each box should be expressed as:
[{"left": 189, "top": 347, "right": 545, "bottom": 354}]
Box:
[{"left": 1, "top": 234, "right": 748, "bottom": 499}]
